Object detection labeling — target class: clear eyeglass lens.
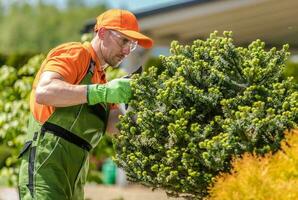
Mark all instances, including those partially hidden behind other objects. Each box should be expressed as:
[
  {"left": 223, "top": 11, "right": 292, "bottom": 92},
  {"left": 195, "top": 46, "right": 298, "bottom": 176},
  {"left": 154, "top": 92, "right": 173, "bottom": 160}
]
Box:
[{"left": 110, "top": 30, "right": 138, "bottom": 52}]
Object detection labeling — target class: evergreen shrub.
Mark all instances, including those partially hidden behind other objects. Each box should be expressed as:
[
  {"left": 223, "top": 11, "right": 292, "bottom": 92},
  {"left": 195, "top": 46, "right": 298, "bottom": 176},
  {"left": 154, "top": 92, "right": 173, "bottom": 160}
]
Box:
[{"left": 114, "top": 31, "right": 298, "bottom": 199}]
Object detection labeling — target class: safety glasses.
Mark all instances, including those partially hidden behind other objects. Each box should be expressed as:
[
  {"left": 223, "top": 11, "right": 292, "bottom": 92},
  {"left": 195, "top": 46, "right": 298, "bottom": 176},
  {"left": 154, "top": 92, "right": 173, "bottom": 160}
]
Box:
[{"left": 109, "top": 30, "right": 138, "bottom": 52}]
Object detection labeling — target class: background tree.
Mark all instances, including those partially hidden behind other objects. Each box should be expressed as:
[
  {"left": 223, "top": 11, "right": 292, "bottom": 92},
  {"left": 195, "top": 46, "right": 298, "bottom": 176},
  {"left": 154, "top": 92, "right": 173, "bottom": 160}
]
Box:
[{"left": 0, "top": 1, "right": 105, "bottom": 54}]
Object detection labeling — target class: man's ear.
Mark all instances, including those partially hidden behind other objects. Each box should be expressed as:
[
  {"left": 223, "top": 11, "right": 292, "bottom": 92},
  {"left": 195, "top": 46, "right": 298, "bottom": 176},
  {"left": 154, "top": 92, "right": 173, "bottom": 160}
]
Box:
[{"left": 97, "top": 27, "right": 106, "bottom": 39}]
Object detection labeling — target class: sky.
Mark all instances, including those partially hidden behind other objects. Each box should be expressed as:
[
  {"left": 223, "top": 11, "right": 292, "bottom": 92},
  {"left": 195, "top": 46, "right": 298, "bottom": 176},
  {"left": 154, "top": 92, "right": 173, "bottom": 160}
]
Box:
[
  {"left": 1, "top": 0, "right": 185, "bottom": 12},
  {"left": 105, "top": 0, "right": 185, "bottom": 12}
]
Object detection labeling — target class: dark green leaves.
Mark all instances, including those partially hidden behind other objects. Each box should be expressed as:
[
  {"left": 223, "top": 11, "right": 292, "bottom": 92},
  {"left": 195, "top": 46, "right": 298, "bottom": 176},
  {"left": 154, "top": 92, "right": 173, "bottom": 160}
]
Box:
[{"left": 114, "top": 31, "right": 297, "bottom": 199}]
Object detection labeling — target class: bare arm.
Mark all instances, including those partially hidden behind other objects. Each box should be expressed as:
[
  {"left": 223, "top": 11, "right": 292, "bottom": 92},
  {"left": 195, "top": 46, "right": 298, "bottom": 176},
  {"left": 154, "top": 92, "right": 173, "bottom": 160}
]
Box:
[
  {"left": 106, "top": 107, "right": 124, "bottom": 136},
  {"left": 35, "top": 71, "right": 88, "bottom": 107}
]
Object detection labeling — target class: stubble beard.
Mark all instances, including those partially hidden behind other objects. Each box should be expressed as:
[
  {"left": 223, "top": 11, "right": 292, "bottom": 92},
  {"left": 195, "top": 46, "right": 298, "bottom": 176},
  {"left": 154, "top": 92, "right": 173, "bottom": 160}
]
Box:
[{"left": 110, "top": 55, "right": 127, "bottom": 69}]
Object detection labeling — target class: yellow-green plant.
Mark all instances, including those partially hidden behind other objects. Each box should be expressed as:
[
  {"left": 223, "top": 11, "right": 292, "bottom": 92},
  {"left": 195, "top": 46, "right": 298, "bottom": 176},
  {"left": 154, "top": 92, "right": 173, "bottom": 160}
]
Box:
[{"left": 209, "top": 129, "right": 298, "bottom": 200}]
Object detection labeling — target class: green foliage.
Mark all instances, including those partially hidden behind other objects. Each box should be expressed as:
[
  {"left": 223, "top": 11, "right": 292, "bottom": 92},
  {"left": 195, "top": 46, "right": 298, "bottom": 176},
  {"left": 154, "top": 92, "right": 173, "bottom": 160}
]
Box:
[
  {"left": 0, "top": 53, "right": 6, "bottom": 67},
  {"left": 143, "top": 57, "right": 164, "bottom": 74},
  {"left": 285, "top": 59, "right": 298, "bottom": 83},
  {"left": 209, "top": 129, "right": 298, "bottom": 200},
  {"left": 0, "top": 145, "right": 13, "bottom": 168},
  {"left": 0, "top": 144, "right": 15, "bottom": 185},
  {"left": 81, "top": 33, "right": 93, "bottom": 43},
  {"left": 105, "top": 67, "right": 127, "bottom": 81},
  {"left": 113, "top": 31, "right": 298, "bottom": 199},
  {"left": 0, "top": 2, "right": 106, "bottom": 54},
  {"left": 0, "top": 53, "right": 37, "bottom": 69},
  {"left": 0, "top": 54, "right": 44, "bottom": 186}
]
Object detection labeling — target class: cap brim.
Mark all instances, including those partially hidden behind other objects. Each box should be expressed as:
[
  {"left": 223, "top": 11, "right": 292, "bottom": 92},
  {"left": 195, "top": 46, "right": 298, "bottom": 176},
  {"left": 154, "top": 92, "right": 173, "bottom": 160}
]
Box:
[{"left": 118, "top": 30, "right": 154, "bottom": 49}]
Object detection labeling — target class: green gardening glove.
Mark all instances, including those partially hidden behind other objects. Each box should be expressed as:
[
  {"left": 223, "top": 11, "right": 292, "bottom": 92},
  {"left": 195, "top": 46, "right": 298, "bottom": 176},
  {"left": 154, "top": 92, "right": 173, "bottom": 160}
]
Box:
[{"left": 87, "top": 78, "right": 132, "bottom": 105}]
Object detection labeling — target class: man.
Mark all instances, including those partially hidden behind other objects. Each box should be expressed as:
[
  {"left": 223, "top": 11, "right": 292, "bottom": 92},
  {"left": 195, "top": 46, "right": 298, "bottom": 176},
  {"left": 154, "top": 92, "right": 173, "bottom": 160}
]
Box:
[{"left": 18, "top": 9, "right": 153, "bottom": 199}]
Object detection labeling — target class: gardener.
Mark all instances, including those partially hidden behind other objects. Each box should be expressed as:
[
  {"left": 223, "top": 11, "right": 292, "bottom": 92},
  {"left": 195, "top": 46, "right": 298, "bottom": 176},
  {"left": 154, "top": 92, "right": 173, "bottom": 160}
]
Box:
[{"left": 18, "top": 9, "right": 153, "bottom": 200}]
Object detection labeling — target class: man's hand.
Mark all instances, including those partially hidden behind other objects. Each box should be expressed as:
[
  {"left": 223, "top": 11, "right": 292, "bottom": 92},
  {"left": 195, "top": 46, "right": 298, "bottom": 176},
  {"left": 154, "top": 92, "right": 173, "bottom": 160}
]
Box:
[{"left": 87, "top": 78, "right": 132, "bottom": 105}]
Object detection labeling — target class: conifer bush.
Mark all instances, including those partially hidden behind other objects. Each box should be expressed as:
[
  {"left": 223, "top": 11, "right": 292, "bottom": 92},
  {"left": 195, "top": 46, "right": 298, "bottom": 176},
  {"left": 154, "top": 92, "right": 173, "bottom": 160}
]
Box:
[{"left": 113, "top": 31, "right": 298, "bottom": 199}]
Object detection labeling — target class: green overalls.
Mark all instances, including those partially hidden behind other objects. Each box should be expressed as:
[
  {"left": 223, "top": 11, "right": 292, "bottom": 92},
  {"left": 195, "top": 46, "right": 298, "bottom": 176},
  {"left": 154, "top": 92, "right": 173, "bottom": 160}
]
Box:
[{"left": 18, "top": 60, "right": 109, "bottom": 200}]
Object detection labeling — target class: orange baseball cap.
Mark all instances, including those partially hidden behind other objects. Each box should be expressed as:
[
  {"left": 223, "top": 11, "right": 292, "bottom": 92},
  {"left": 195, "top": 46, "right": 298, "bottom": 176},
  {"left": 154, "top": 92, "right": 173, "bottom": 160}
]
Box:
[{"left": 94, "top": 9, "right": 153, "bottom": 49}]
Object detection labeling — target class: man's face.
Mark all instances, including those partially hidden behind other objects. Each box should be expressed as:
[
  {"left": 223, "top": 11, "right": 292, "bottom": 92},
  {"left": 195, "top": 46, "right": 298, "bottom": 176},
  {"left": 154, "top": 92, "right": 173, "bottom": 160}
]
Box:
[{"left": 101, "top": 30, "right": 138, "bottom": 68}]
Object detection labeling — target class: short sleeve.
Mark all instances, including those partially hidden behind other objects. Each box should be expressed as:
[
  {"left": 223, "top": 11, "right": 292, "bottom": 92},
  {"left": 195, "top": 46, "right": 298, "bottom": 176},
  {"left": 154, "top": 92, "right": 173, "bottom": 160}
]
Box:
[{"left": 43, "top": 46, "right": 90, "bottom": 84}]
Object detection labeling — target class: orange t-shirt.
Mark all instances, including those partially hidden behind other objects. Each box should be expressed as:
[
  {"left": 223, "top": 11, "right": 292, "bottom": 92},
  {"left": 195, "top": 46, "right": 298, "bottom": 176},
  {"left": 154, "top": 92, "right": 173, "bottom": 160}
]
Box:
[{"left": 30, "top": 42, "right": 107, "bottom": 124}]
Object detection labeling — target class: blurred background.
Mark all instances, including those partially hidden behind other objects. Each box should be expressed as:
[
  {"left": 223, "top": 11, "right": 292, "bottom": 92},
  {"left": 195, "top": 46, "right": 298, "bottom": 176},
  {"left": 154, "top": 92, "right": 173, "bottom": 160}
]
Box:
[{"left": 0, "top": 0, "right": 297, "bottom": 199}]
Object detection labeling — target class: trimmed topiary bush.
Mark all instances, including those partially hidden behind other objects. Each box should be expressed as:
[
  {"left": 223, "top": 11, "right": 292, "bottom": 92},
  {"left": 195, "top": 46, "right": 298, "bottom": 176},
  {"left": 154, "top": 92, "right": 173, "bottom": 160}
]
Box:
[{"left": 113, "top": 31, "right": 298, "bottom": 199}]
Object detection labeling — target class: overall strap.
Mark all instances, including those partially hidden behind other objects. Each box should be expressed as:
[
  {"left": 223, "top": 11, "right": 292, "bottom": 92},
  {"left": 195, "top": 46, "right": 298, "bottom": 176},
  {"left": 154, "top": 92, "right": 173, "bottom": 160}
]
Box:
[
  {"left": 41, "top": 122, "right": 92, "bottom": 151},
  {"left": 87, "top": 59, "right": 96, "bottom": 75}
]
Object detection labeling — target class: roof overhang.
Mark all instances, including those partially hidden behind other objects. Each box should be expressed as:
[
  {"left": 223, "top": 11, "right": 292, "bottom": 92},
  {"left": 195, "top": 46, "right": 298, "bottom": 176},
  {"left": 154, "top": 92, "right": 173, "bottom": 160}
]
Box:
[{"left": 136, "top": 0, "right": 298, "bottom": 51}]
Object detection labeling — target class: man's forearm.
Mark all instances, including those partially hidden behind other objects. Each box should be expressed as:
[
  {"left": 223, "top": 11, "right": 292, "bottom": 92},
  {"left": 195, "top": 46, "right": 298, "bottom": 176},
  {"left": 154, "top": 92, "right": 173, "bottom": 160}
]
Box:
[{"left": 35, "top": 72, "right": 88, "bottom": 107}]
